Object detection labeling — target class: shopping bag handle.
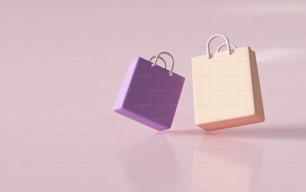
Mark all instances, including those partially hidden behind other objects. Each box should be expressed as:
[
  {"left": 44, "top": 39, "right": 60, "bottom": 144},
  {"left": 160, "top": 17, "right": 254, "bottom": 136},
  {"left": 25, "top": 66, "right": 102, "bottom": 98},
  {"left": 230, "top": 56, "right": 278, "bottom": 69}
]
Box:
[
  {"left": 152, "top": 51, "right": 175, "bottom": 76},
  {"left": 206, "top": 34, "right": 232, "bottom": 59},
  {"left": 216, "top": 43, "right": 237, "bottom": 52},
  {"left": 149, "top": 55, "right": 167, "bottom": 69}
]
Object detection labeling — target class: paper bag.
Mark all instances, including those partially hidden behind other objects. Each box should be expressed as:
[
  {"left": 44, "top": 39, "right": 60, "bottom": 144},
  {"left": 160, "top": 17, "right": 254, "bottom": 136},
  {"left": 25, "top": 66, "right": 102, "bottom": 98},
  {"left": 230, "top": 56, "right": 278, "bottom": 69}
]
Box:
[
  {"left": 113, "top": 52, "right": 185, "bottom": 131},
  {"left": 192, "top": 34, "right": 264, "bottom": 131}
]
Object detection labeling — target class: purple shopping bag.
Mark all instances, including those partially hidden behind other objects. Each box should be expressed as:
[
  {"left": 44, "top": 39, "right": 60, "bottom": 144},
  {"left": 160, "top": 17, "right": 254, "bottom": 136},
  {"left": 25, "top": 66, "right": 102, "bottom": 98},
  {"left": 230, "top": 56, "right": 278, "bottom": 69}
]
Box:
[{"left": 113, "top": 52, "right": 185, "bottom": 131}]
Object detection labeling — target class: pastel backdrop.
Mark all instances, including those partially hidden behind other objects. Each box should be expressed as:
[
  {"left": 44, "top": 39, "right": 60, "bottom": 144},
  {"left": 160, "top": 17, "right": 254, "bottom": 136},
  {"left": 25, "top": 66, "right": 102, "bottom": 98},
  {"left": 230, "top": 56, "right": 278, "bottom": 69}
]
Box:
[{"left": 0, "top": 0, "right": 306, "bottom": 192}]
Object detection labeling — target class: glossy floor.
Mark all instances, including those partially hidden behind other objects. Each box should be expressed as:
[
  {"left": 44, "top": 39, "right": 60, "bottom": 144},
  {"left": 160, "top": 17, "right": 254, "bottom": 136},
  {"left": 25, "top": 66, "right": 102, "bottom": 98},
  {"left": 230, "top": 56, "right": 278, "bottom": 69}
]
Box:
[{"left": 1, "top": 0, "right": 306, "bottom": 191}]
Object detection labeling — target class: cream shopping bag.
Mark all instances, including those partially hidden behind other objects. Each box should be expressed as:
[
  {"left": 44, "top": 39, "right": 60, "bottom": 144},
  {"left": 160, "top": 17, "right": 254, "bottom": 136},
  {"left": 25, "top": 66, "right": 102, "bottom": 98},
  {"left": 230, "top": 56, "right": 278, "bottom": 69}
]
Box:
[{"left": 192, "top": 34, "right": 265, "bottom": 131}]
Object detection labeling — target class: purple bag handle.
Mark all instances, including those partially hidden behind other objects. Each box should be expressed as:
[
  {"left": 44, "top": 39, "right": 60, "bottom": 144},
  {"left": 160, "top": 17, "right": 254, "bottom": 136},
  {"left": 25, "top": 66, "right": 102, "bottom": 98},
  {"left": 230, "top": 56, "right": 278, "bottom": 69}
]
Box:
[
  {"left": 149, "top": 55, "right": 167, "bottom": 69},
  {"left": 152, "top": 51, "right": 175, "bottom": 76}
]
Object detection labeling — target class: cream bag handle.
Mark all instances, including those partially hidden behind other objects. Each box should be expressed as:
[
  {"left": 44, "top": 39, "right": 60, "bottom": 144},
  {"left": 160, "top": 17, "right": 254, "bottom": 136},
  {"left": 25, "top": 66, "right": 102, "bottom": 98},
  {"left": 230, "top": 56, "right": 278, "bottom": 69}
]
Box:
[
  {"left": 216, "top": 43, "right": 237, "bottom": 52},
  {"left": 206, "top": 34, "right": 232, "bottom": 59}
]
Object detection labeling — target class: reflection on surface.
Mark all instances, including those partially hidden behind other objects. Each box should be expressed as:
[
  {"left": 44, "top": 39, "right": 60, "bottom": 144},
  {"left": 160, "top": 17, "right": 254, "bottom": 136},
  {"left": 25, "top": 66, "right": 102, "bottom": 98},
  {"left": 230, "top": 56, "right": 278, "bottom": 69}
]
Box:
[
  {"left": 117, "top": 134, "right": 183, "bottom": 192},
  {"left": 192, "top": 134, "right": 263, "bottom": 192},
  {"left": 214, "top": 125, "right": 306, "bottom": 140}
]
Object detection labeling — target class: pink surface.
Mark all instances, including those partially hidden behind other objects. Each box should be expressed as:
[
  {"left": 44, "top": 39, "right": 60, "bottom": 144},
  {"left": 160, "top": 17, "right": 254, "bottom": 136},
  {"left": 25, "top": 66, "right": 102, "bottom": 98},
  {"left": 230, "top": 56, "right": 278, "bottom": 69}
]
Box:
[{"left": 0, "top": 0, "right": 306, "bottom": 191}]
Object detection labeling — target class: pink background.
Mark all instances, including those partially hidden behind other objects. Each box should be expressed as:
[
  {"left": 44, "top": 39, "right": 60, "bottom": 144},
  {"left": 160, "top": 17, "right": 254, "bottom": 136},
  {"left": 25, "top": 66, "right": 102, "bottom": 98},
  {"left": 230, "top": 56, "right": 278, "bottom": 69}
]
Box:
[{"left": 1, "top": 0, "right": 306, "bottom": 191}]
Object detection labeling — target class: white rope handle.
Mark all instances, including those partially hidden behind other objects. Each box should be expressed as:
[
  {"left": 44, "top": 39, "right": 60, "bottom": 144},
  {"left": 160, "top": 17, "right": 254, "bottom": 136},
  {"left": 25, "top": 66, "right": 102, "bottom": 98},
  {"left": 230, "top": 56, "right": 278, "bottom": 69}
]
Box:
[
  {"left": 206, "top": 34, "right": 231, "bottom": 59},
  {"left": 216, "top": 43, "right": 237, "bottom": 52},
  {"left": 153, "top": 51, "right": 175, "bottom": 76}
]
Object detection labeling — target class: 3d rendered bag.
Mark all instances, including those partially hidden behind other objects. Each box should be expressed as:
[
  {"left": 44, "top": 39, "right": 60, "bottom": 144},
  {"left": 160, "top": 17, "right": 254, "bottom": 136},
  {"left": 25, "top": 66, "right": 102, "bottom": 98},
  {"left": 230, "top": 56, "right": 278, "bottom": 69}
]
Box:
[
  {"left": 113, "top": 51, "right": 185, "bottom": 131},
  {"left": 191, "top": 34, "right": 265, "bottom": 131}
]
